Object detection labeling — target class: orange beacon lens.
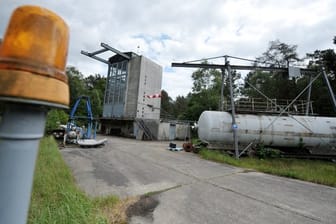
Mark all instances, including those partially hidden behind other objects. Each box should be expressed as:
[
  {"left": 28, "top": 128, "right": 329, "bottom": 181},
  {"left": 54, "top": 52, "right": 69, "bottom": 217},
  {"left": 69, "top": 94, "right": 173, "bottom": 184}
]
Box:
[{"left": 0, "top": 5, "right": 70, "bottom": 108}]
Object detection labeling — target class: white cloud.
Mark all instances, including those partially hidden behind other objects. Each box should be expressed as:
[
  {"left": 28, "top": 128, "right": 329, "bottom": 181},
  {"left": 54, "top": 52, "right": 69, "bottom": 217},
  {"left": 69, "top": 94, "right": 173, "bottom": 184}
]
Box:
[{"left": 1, "top": 0, "right": 335, "bottom": 99}]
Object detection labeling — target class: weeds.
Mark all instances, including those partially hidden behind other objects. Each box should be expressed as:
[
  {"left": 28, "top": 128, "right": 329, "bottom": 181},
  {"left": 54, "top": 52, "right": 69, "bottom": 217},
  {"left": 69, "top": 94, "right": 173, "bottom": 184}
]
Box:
[
  {"left": 28, "top": 136, "right": 122, "bottom": 224},
  {"left": 255, "top": 143, "right": 281, "bottom": 159},
  {"left": 199, "top": 148, "right": 336, "bottom": 187}
]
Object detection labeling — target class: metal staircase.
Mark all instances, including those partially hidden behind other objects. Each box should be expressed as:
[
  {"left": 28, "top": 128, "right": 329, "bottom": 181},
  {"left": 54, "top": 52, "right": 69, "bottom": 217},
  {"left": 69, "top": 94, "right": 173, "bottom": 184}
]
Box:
[{"left": 135, "top": 119, "right": 155, "bottom": 140}]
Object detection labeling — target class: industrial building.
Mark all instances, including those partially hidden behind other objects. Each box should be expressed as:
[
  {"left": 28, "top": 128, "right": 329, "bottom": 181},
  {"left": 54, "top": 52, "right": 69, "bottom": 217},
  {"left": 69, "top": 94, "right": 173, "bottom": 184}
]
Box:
[{"left": 82, "top": 43, "right": 189, "bottom": 140}]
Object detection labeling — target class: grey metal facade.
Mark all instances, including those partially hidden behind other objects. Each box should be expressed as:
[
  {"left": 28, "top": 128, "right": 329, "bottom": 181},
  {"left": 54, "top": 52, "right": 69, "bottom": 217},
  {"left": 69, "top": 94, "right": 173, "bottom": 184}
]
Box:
[
  {"left": 103, "top": 60, "right": 128, "bottom": 117},
  {"left": 81, "top": 44, "right": 163, "bottom": 139},
  {"left": 103, "top": 54, "right": 162, "bottom": 121}
]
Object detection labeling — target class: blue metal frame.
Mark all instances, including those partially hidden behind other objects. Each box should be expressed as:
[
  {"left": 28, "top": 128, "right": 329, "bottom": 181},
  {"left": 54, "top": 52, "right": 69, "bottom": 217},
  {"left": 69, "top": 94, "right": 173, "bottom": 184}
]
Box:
[{"left": 67, "top": 95, "right": 95, "bottom": 139}]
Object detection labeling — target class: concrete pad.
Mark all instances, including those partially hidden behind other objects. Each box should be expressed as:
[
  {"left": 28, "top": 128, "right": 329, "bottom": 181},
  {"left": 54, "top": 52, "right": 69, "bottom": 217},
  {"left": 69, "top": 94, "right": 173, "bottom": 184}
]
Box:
[
  {"left": 61, "top": 136, "right": 336, "bottom": 224},
  {"left": 152, "top": 181, "right": 322, "bottom": 224},
  {"left": 62, "top": 146, "right": 194, "bottom": 198},
  {"left": 208, "top": 171, "right": 336, "bottom": 223}
]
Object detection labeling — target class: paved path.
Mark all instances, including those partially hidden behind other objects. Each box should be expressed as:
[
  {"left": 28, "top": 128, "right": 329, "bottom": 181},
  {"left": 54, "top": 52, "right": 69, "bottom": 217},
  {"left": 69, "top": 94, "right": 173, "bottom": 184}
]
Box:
[{"left": 61, "top": 136, "right": 336, "bottom": 224}]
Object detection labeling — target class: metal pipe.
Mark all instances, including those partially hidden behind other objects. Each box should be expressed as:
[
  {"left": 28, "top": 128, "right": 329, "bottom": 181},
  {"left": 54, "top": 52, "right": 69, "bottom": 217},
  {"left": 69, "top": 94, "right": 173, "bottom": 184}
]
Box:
[
  {"left": 171, "top": 62, "right": 316, "bottom": 74},
  {"left": 0, "top": 104, "right": 47, "bottom": 224},
  {"left": 101, "top": 43, "right": 131, "bottom": 59},
  {"left": 305, "top": 73, "right": 313, "bottom": 115},
  {"left": 322, "top": 67, "right": 336, "bottom": 112},
  {"left": 81, "top": 50, "right": 110, "bottom": 64},
  {"left": 226, "top": 59, "right": 239, "bottom": 159},
  {"left": 220, "top": 68, "right": 225, "bottom": 111}
]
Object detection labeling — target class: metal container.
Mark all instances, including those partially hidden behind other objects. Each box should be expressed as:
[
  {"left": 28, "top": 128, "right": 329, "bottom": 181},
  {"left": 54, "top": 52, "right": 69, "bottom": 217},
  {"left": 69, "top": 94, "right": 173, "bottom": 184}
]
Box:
[{"left": 198, "top": 111, "right": 336, "bottom": 151}]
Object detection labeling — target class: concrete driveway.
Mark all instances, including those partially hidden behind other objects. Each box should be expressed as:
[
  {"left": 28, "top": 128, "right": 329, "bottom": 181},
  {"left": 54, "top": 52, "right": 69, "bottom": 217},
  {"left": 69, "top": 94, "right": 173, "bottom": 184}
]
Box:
[{"left": 61, "top": 136, "right": 336, "bottom": 224}]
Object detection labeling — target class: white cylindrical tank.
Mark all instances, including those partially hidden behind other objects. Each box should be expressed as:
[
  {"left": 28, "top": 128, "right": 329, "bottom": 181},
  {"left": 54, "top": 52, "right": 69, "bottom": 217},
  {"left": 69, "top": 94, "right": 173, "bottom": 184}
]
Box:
[{"left": 198, "top": 111, "right": 336, "bottom": 150}]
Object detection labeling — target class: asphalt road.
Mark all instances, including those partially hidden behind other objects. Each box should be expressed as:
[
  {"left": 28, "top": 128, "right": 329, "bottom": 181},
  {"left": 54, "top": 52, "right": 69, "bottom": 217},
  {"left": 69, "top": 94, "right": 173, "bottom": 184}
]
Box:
[{"left": 61, "top": 136, "right": 336, "bottom": 224}]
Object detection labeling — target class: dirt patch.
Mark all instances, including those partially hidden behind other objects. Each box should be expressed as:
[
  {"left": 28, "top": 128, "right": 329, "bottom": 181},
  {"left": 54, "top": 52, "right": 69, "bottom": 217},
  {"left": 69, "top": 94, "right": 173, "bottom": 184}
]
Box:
[
  {"left": 101, "top": 197, "right": 139, "bottom": 224},
  {"left": 126, "top": 195, "right": 159, "bottom": 222}
]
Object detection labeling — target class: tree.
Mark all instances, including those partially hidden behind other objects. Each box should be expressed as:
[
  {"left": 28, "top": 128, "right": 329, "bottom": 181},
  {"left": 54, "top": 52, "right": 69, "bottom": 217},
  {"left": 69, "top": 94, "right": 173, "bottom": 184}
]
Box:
[
  {"left": 256, "top": 39, "right": 301, "bottom": 68},
  {"left": 186, "top": 65, "right": 222, "bottom": 120},
  {"left": 84, "top": 74, "right": 106, "bottom": 117},
  {"left": 243, "top": 40, "right": 301, "bottom": 100},
  {"left": 306, "top": 49, "right": 336, "bottom": 75},
  {"left": 45, "top": 109, "right": 68, "bottom": 132},
  {"left": 66, "top": 68, "right": 106, "bottom": 117},
  {"left": 304, "top": 37, "right": 336, "bottom": 115},
  {"left": 173, "top": 95, "right": 189, "bottom": 120},
  {"left": 185, "top": 62, "right": 241, "bottom": 121},
  {"left": 243, "top": 71, "right": 276, "bottom": 98},
  {"left": 191, "top": 67, "right": 216, "bottom": 93},
  {"left": 160, "top": 89, "right": 174, "bottom": 119},
  {"left": 67, "top": 66, "right": 86, "bottom": 106}
]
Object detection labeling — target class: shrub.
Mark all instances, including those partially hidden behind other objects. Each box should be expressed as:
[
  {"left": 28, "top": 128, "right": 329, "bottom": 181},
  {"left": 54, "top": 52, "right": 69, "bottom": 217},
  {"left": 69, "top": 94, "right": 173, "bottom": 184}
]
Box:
[{"left": 255, "top": 144, "right": 281, "bottom": 159}]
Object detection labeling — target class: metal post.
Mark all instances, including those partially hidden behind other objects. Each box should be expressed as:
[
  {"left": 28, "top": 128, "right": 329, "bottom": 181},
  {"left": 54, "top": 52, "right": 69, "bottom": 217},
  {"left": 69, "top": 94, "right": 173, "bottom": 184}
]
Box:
[
  {"left": 322, "top": 67, "right": 336, "bottom": 112},
  {"left": 0, "top": 5, "right": 69, "bottom": 223},
  {"left": 94, "top": 120, "right": 98, "bottom": 139},
  {"left": 220, "top": 68, "right": 225, "bottom": 111},
  {"left": 305, "top": 73, "right": 313, "bottom": 115},
  {"left": 0, "top": 104, "right": 47, "bottom": 224},
  {"left": 226, "top": 59, "right": 239, "bottom": 159}
]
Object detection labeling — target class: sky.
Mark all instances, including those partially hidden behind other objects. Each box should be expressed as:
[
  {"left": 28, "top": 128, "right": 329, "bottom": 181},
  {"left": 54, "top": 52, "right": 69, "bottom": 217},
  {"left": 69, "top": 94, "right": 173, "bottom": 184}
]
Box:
[{"left": 1, "top": 0, "right": 335, "bottom": 99}]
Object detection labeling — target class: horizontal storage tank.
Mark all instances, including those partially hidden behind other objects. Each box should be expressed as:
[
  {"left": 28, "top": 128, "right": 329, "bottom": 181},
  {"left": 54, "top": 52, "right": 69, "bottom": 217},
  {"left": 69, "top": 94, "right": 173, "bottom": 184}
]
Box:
[{"left": 198, "top": 111, "right": 336, "bottom": 152}]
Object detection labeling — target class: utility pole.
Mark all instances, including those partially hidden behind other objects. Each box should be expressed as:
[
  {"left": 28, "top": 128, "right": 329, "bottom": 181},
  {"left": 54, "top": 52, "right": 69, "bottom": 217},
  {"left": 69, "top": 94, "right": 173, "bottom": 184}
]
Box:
[
  {"left": 220, "top": 68, "right": 225, "bottom": 111},
  {"left": 225, "top": 57, "right": 239, "bottom": 159}
]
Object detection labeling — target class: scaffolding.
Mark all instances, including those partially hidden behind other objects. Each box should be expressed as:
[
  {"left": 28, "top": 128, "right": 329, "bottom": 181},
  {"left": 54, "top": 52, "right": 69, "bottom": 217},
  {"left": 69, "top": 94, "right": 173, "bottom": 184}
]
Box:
[
  {"left": 224, "top": 98, "right": 314, "bottom": 115},
  {"left": 172, "top": 55, "right": 336, "bottom": 159}
]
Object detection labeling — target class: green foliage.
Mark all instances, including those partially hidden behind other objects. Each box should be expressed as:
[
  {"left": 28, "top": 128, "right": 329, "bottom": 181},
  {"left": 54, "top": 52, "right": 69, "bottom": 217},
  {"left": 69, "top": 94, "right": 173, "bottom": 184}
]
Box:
[
  {"left": 186, "top": 90, "right": 220, "bottom": 121},
  {"left": 29, "top": 137, "right": 100, "bottom": 223},
  {"left": 297, "top": 137, "right": 305, "bottom": 149},
  {"left": 28, "top": 137, "right": 119, "bottom": 224},
  {"left": 160, "top": 89, "right": 175, "bottom": 119},
  {"left": 66, "top": 66, "right": 106, "bottom": 118},
  {"left": 256, "top": 39, "right": 301, "bottom": 67},
  {"left": 184, "top": 62, "right": 241, "bottom": 121},
  {"left": 295, "top": 74, "right": 334, "bottom": 115},
  {"left": 84, "top": 74, "right": 106, "bottom": 117},
  {"left": 243, "top": 40, "right": 302, "bottom": 101},
  {"left": 243, "top": 70, "right": 298, "bottom": 100},
  {"left": 255, "top": 144, "right": 281, "bottom": 159},
  {"left": 307, "top": 49, "right": 336, "bottom": 74},
  {"left": 174, "top": 95, "right": 189, "bottom": 120},
  {"left": 39, "top": 66, "right": 107, "bottom": 133},
  {"left": 304, "top": 43, "right": 336, "bottom": 115},
  {"left": 67, "top": 66, "right": 86, "bottom": 105},
  {"left": 160, "top": 90, "right": 192, "bottom": 120},
  {"left": 45, "top": 109, "right": 68, "bottom": 132},
  {"left": 199, "top": 148, "right": 336, "bottom": 187},
  {"left": 241, "top": 38, "right": 336, "bottom": 116}
]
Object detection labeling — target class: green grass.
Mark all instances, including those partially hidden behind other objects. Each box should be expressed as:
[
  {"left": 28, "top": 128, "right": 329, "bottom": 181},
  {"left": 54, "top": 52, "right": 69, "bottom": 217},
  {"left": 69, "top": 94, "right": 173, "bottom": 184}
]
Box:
[
  {"left": 28, "top": 136, "right": 119, "bottom": 224},
  {"left": 199, "top": 148, "right": 336, "bottom": 187}
]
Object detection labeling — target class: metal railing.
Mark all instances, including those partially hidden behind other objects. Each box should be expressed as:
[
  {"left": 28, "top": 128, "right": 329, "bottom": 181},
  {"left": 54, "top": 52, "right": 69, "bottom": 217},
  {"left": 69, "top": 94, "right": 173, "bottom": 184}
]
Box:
[{"left": 224, "top": 98, "right": 314, "bottom": 115}]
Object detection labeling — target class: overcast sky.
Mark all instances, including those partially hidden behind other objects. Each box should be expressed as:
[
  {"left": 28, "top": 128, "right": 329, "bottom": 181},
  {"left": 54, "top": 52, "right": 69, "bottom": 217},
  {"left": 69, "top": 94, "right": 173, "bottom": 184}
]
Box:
[{"left": 1, "top": 0, "right": 335, "bottom": 98}]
